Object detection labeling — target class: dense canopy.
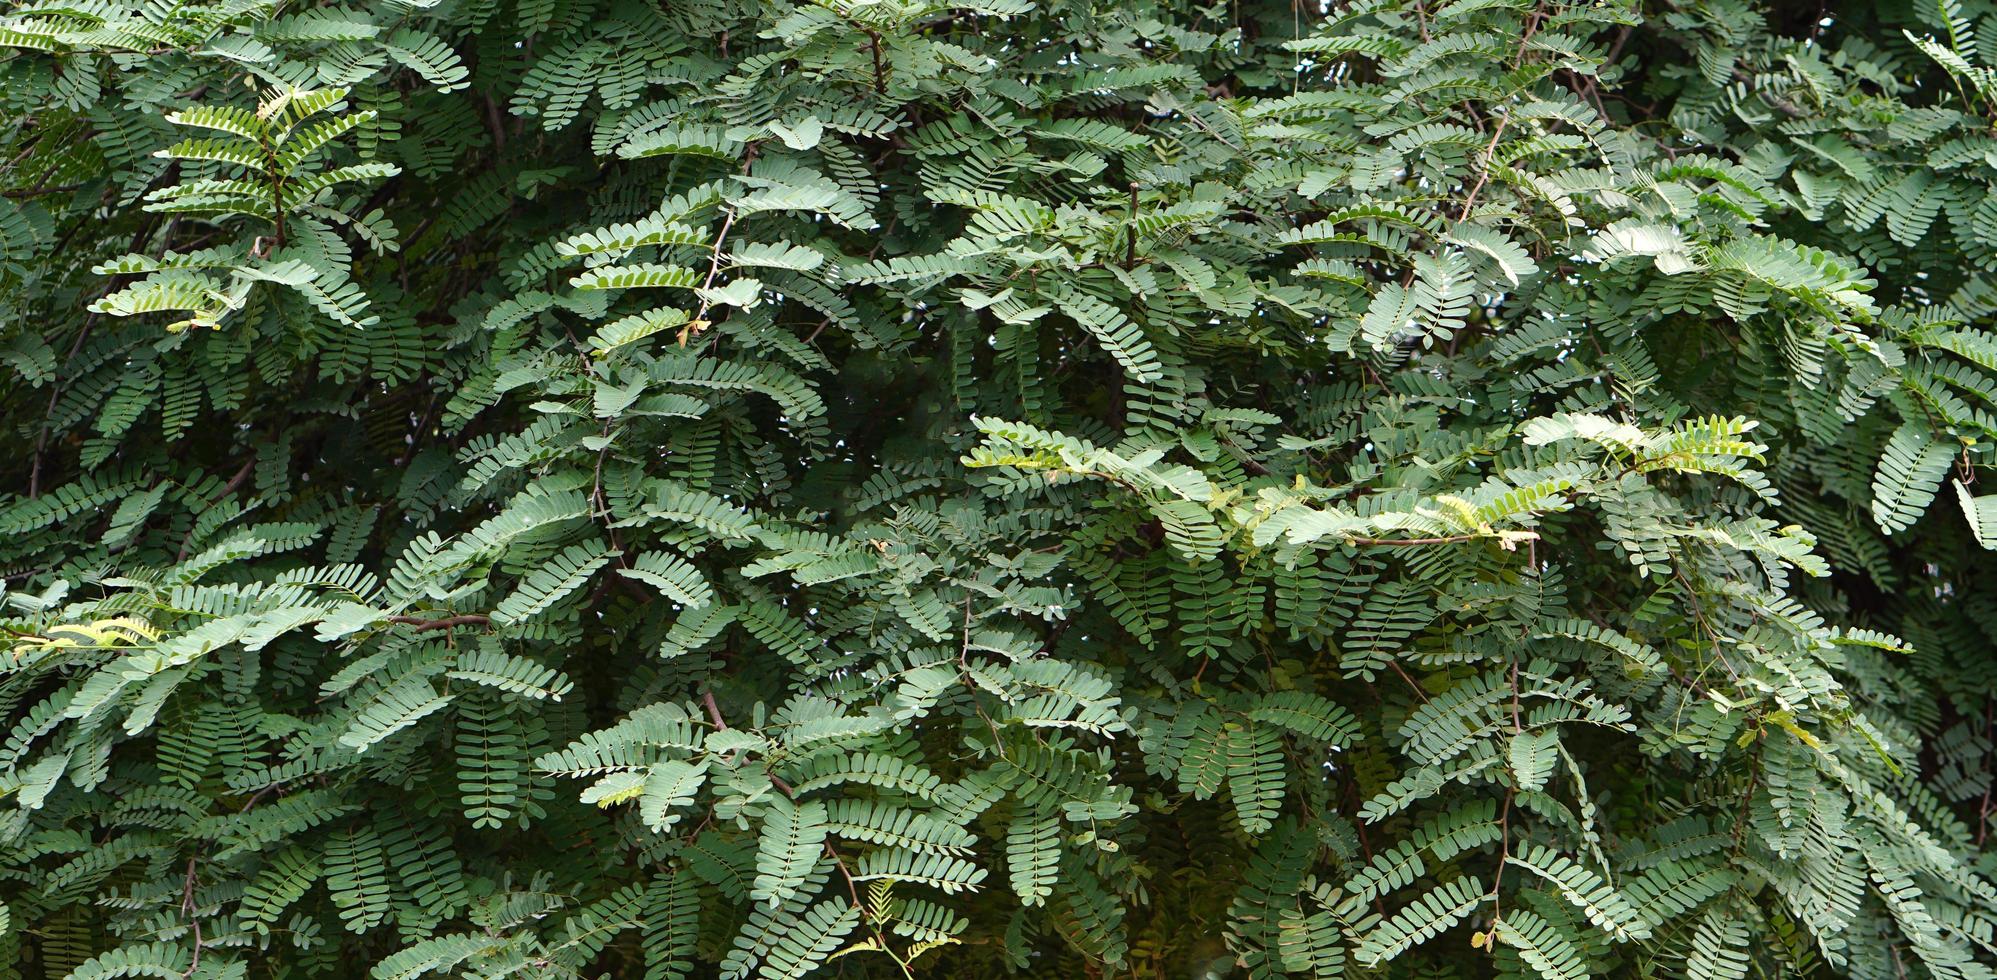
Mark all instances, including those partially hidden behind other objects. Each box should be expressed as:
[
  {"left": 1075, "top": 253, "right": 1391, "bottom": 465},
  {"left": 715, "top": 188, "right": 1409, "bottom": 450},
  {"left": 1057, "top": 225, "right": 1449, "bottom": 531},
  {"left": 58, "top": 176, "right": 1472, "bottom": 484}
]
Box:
[{"left": 0, "top": 0, "right": 1995, "bottom": 977}]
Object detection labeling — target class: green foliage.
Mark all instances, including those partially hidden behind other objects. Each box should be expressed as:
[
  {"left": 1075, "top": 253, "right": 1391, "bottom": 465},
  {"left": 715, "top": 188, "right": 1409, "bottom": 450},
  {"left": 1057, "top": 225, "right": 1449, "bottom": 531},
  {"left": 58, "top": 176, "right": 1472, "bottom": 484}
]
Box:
[{"left": 0, "top": 0, "right": 1995, "bottom": 977}]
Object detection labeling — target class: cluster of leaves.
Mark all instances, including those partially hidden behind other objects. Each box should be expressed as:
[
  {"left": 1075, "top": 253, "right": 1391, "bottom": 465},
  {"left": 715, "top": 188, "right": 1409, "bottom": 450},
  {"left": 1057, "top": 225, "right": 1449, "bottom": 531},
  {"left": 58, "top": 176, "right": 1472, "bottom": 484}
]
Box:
[{"left": 0, "top": 0, "right": 1994, "bottom": 976}]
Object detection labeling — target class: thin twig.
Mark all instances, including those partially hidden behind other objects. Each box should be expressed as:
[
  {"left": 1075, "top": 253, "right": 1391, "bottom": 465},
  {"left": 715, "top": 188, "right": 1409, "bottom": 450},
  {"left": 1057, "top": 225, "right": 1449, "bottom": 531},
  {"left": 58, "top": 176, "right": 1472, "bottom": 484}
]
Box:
[
  {"left": 866, "top": 29, "right": 886, "bottom": 94},
  {"left": 1488, "top": 786, "right": 1515, "bottom": 934},
  {"left": 762, "top": 768, "right": 907, "bottom": 974},
  {"left": 176, "top": 458, "right": 258, "bottom": 561},
  {"left": 1344, "top": 532, "right": 1514, "bottom": 547},
  {"left": 1387, "top": 659, "right": 1432, "bottom": 704},
  {"left": 1124, "top": 182, "right": 1139, "bottom": 269},
  {"left": 30, "top": 309, "right": 104, "bottom": 498},
  {"left": 384, "top": 614, "right": 492, "bottom": 632},
  {"left": 181, "top": 857, "right": 203, "bottom": 977},
  {"left": 1455, "top": 114, "right": 1510, "bottom": 222},
  {"left": 2, "top": 182, "right": 81, "bottom": 198},
  {"left": 212, "top": 457, "right": 256, "bottom": 502},
  {"left": 680, "top": 208, "right": 738, "bottom": 346},
  {"left": 1979, "top": 701, "right": 1993, "bottom": 846}
]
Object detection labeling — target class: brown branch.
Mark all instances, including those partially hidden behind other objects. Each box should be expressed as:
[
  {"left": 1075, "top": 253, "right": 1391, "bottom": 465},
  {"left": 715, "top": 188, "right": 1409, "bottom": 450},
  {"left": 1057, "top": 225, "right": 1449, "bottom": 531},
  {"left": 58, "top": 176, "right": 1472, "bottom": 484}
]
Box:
[
  {"left": 31, "top": 310, "right": 103, "bottom": 498},
  {"left": 33, "top": 211, "right": 171, "bottom": 497},
  {"left": 1455, "top": 113, "right": 1510, "bottom": 223},
  {"left": 181, "top": 857, "right": 204, "bottom": 977},
  {"left": 1979, "top": 701, "right": 1994, "bottom": 846},
  {"left": 177, "top": 458, "right": 259, "bottom": 561},
  {"left": 237, "top": 783, "right": 280, "bottom": 813},
  {"left": 763, "top": 766, "right": 895, "bottom": 961},
  {"left": 384, "top": 613, "right": 492, "bottom": 633},
  {"left": 394, "top": 391, "right": 442, "bottom": 468},
  {"left": 1, "top": 129, "right": 47, "bottom": 178},
  {"left": 710, "top": 690, "right": 899, "bottom": 962},
  {"left": 866, "top": 29, "right": 886, "bottom": 94},
  {"left": 1488, "top": 786, "right": 1515, "bottom": 933},
  {"left": 482, "top": 95, "right": 508, "bottom": 153},
  {"left": 1387, "top": 659, "right": 1433, "bottom": 704},
  {"left": 680, "top": 186, "right": 743, "bottom": 345},
  {"left": 1124, "top": 182, "right": 1139, "bottom": 269},
  {"left": 1601, "top": 24, "right": 1633, "bottom": 68},
  {"left": 2, "top": 183, "right": 81, "bottom": 198},
  {"left": 1729, "top": 757, "right": 1761, "bottom": 852},
  {"left": 1512, "top": 2, "right": 1544, "bottom": 65},
  {"left": 212, "top": 457, "right": 256, "bottom": 502},
  {"left": 1344, "top": 533, "right": 1497, "bottom": 547}
]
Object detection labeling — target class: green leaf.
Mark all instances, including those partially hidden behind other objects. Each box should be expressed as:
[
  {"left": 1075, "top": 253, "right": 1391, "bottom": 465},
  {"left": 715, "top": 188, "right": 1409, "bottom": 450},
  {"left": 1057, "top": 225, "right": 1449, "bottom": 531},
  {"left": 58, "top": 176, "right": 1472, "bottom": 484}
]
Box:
[{"left": 752, "top": 796, "right": 828, "bottom": 907}]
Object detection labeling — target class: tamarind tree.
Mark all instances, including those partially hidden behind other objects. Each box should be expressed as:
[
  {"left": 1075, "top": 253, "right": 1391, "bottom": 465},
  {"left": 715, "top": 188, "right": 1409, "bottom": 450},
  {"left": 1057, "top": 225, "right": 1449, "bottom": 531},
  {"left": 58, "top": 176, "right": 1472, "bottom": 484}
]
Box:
[{"left": 0, "top": 0, "right": 1995, "bottom": 976}]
